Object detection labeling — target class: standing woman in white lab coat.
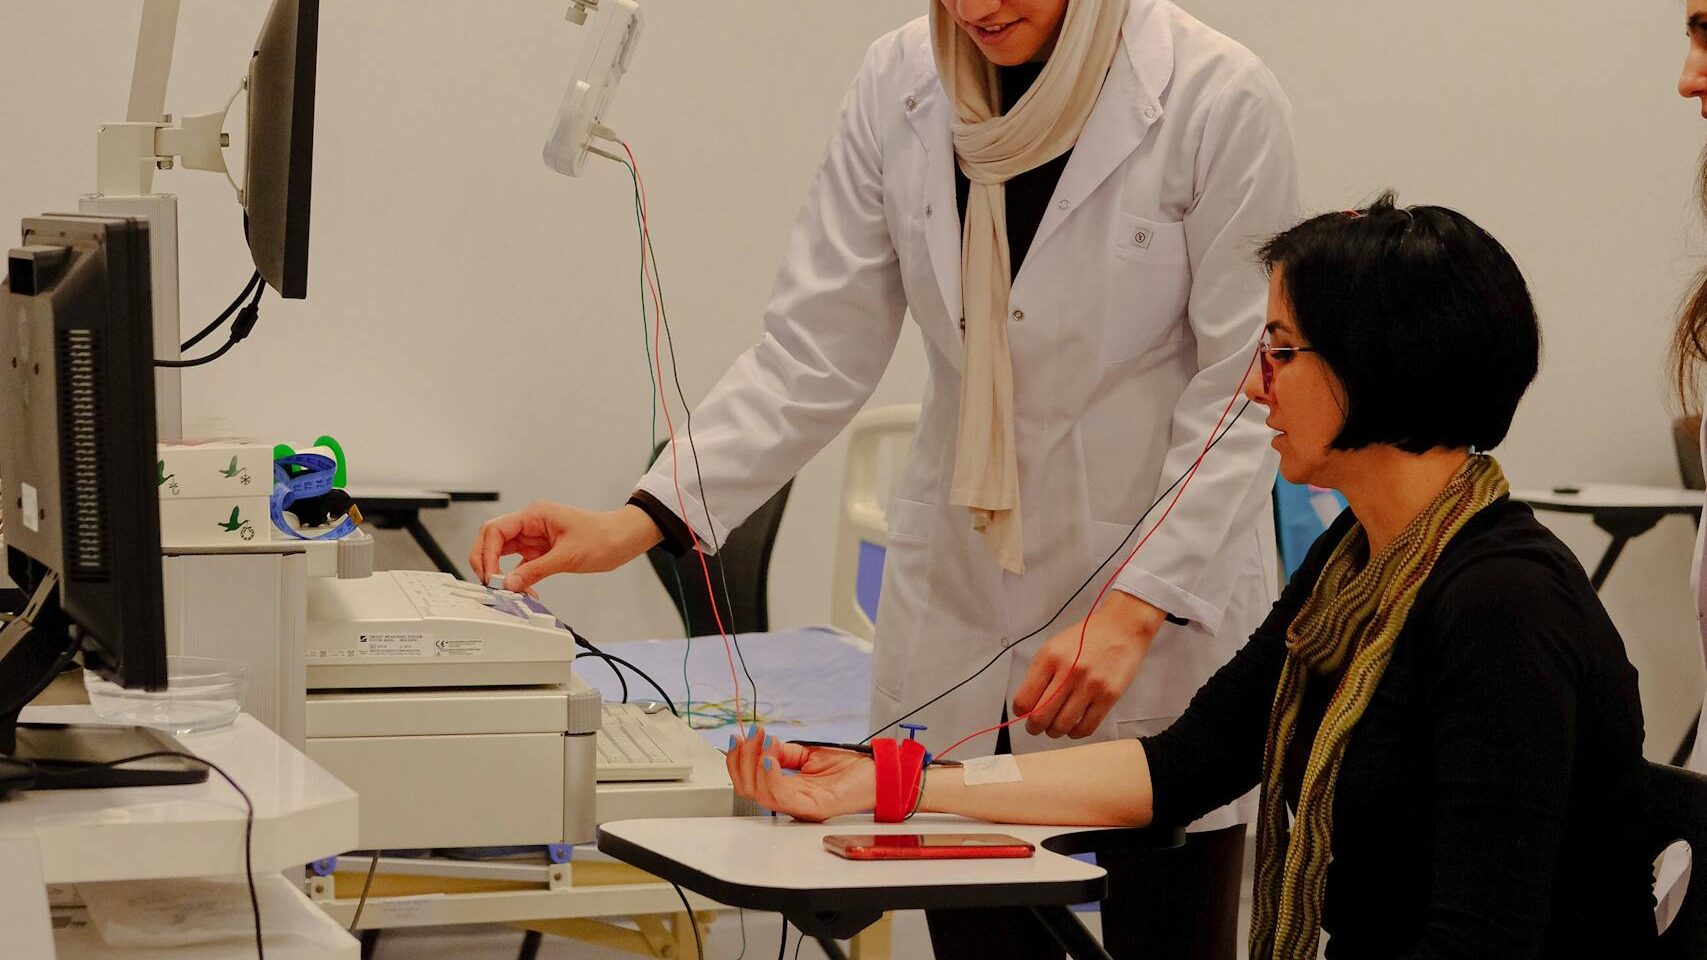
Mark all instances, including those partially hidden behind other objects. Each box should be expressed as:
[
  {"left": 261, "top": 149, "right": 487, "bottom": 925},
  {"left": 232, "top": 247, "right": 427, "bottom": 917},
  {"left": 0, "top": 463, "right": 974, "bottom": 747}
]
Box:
[
  {"left": 1664, "top": 1, "right": 1707, "bottom": 928},
  {"left": 475, "top": 0, "right": 1298, "bottom": 954}
]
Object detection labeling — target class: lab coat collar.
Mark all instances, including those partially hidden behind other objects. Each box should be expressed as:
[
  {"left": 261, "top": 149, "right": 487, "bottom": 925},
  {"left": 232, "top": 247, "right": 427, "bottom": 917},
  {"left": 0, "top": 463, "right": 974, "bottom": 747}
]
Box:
[
  {"left": 901, "top": 0, "right": 1175, "bottom": 326},
  {"left": 1121, "top": 0, "right": 1174, "bottom": 111},
  {"left": 1028, "top": 0, "right": 1172, "bottom": 255}
]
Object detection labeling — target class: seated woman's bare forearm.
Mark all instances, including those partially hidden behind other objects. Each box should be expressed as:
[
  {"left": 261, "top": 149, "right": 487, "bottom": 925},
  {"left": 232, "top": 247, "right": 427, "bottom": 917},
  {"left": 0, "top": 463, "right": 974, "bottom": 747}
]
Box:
[{"left": 919, "top": 739, "right": 1155, "bottom": 827}]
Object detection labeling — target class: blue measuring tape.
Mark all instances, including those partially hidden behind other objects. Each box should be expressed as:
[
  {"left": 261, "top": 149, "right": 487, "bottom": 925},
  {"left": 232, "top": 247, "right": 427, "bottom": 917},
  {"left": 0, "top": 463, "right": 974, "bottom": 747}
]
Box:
[{"left": 271, "top": 453, "right": 358, "bottom": 541}]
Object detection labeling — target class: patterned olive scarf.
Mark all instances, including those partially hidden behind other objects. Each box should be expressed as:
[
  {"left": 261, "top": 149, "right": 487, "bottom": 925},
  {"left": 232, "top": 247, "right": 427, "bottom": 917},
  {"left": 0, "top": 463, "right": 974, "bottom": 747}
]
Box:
[{"left": 1249, "top": 455, "right": 1509, "bottom": 960}]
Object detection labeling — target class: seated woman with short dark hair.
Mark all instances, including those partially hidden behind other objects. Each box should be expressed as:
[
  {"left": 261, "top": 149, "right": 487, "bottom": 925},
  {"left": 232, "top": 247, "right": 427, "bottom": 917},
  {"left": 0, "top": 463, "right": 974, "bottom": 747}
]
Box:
[{"left": 725, "top": 194, "right": 1657, "bottom": 959}]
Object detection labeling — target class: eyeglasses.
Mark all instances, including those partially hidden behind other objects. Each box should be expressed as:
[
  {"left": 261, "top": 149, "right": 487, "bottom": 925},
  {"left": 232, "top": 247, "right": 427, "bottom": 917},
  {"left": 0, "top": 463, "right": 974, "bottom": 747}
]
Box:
[{"left": 1257, "top": 337, "right": 1318, "bottom": 395}]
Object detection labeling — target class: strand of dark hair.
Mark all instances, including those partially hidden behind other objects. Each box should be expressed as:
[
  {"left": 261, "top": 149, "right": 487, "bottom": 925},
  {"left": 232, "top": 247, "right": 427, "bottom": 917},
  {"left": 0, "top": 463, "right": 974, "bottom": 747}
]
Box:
[{"left": 1671, "top": 144, "right": 1707, "bottom": 414}]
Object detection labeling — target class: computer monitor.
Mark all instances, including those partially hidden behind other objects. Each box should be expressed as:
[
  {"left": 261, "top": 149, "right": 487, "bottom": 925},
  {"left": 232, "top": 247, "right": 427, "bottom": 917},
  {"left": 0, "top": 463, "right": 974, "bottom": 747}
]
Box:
[
  {"left": 0, "top": 214, "right": 167, "bottom": 755},
  {"left": 244, "top": 0, "right": 318, "bottom": 299}
]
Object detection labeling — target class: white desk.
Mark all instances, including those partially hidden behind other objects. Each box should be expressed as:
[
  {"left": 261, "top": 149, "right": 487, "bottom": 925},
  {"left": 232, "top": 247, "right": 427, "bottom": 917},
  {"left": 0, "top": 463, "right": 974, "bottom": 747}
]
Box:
[
  {"left": 308, "top": 732, "right": 733, "bottom": 930},
  {"left": 343, "top": 486, "right": 498, "bottom": 577},
  {"left": 5, "top": 707, "right": 359, "bottom": 959},
  {"left": 1512, "top": 484, "right": 1702, "bottom": 591},
  {"left": 10, "top": 708, "right": 357, "bottom": 884},
  {"left": 599, "top": 814, "right": 1184, "bottom": 960}
]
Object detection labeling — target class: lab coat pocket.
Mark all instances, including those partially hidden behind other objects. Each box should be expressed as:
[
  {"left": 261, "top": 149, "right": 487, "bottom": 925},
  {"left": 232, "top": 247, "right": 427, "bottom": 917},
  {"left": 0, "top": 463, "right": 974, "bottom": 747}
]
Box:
[
  {"left": 871, "top": 498, "right": 936, "bottom": 699},
  {"left": 1115, "top": 215, "right": 1188, "bottom": 264},
  {"left": 1105, "top": 216, "right": 1191, "bottom": 364}
]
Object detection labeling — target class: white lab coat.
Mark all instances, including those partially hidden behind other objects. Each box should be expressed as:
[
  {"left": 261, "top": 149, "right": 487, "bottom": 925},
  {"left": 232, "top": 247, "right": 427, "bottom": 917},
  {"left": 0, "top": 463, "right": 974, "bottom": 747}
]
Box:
[
  {"left": 636, "top": 0, "right": 1299, "bottom": 829},
  {"left": 1657, "top": 423, "right": 1707, "bottom": 927}
]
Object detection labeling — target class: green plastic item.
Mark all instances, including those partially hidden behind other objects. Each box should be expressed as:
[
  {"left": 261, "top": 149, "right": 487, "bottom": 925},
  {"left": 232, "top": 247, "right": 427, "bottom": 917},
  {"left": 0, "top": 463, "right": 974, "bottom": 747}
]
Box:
[
  {"left": 272, "top": 436, "right": 348, "bottom": 488},
  {"left": 315, "top": 435, "right": 348, "bottom": 487}
]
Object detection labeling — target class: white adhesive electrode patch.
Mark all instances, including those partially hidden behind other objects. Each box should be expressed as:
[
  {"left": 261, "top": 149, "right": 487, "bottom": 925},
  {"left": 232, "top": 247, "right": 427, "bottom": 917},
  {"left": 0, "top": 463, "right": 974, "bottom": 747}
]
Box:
[{"left": 962, "top": 754, "right": 1023, "bottom": 785}]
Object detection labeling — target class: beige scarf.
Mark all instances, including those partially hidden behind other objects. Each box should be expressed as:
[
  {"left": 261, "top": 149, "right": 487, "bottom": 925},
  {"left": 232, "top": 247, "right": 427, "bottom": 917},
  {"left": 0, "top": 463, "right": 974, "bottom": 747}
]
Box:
[
  {"left": 1249, "top": 455, "right": 1510, "bottom": 960},
  {"left": 931, "top": 0, "right": 1126, "bottom": 573}
]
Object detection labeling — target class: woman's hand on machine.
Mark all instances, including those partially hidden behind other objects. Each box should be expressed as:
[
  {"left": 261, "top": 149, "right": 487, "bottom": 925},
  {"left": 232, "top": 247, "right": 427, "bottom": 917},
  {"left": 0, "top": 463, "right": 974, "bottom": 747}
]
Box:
[
  {"left": 469, "top": 502, "right": 663, "bottom": 592},
  {"left": 724, "top": 725, "right": 876, "bottom": 823},
  {"left": 1012, "top": 591, "right": 1166, "bottom": 740}
]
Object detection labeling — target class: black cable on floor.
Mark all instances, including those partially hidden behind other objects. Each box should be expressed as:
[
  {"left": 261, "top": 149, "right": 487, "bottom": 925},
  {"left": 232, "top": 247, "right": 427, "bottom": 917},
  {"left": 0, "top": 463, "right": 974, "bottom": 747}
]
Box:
[
  {"left": 75, "top": 751, "right": 262, "bottom": 958},
  {"left": 671, "top": 882, "right": 705, "bottom": 959}
]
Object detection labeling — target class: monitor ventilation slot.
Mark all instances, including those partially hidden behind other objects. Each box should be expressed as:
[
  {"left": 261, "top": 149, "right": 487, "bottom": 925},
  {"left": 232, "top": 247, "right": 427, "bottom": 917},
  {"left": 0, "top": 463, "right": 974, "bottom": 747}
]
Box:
[{"left": 58, "top": 328, "right": 108, "bottom": 579}]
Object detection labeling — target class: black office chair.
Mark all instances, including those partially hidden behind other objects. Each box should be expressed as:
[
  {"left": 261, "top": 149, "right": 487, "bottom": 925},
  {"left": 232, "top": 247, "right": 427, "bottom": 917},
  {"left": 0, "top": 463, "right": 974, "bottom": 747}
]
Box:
[
  {"left": 1670, "top": 415, "right": 1704, "bottom": 767},
  {"left": 1674, "top": 415, "right": 1705, "bottom": 494},
  {"left": 645, "top": 440, "right": 793, "bottom": 636},
  {"left": 514, "top": 450, "right": 799, "bottom": 960},
  {"left": 1641, "top": 759, "right": 1707, "bottom": 959}
]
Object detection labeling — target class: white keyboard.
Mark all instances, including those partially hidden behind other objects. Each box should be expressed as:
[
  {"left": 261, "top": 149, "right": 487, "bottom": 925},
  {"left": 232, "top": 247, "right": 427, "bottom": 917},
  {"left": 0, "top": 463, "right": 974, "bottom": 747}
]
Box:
[{"left": 596, "top": 702, "right": 695, "bottom": 782}]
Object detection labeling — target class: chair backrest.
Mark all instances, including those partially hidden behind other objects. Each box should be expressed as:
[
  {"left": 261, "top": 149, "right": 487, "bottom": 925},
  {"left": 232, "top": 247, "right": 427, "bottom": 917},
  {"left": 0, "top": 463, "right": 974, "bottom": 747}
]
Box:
[
  {"left": 830, "top": 404, "right": 920, "bottom": 646},
  {"left": 1639, "top": 759, "right": 1707, "bottom": 958},
  {"left": 1674, "top": 415, "right": 1704, "bottom": 492},
  {"left": 644, "top": 441, "right": 793, "bottom": 637}
]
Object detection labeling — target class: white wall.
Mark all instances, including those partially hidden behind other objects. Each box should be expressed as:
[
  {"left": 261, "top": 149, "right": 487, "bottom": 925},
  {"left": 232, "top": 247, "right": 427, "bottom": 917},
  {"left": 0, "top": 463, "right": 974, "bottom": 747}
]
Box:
[
  {"left": 0, "top": 0, "right": 927, "bottom": 654},
  {"left": 2, "top": 1, "right": 1702, "bottom": 756}
]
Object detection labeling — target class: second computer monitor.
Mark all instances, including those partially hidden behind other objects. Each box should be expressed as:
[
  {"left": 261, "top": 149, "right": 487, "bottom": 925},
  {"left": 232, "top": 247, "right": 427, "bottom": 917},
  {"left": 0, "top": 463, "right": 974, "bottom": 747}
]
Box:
[{"left": 245, "top": 0, "right": 319, "bottom": 299}]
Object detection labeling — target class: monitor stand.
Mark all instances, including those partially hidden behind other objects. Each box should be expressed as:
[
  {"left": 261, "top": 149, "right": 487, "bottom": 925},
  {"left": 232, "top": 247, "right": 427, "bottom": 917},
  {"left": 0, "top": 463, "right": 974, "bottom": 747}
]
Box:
[
  {"left": 0, "top": 573, "right": 77, "bottom": 758},
  {"left": 0, "top": 577, "right": 206, "bottom": 795}
]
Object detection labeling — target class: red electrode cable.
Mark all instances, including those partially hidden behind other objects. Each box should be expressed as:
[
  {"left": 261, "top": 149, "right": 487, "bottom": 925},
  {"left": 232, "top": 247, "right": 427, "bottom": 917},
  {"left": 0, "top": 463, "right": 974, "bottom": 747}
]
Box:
[
  {"left": 619, "top": 140, "right": 745, "bottom": 727},
  {"left": 932, "top": 345, "right": 1263, "bottom": 762}
]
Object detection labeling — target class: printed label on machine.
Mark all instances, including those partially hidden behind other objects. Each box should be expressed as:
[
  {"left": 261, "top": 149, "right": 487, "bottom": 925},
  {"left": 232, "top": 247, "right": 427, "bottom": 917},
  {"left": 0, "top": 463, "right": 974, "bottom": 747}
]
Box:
[
  {"left": 354, "top": 633, "right": 427, "bottom": 658},
  {"left": 432, "top": 639, "right": 486, "bottom": 657}
]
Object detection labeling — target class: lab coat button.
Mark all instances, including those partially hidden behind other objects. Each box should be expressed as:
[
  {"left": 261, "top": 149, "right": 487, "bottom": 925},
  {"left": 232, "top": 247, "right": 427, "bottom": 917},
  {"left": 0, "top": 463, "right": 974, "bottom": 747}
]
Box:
[
  {"left": 1143, "top": 107, "right": 1157, "bottom": 120},
  {"left": 925, "top": 203, "right": 934, "bottom": 218},
  {"left": 906, "top": 95, "right": 919, "bottom": 111},
  {"left": 1011, "top": 309, "right": 1024, "bottom": 321},
  {"left": 1057, "top": 200, "right": 1070, "bottom": 211}
]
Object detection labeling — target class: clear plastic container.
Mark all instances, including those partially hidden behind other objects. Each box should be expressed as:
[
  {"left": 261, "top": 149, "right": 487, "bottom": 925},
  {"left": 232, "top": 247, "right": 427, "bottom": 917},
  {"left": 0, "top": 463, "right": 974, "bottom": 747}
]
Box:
[{"left": 84, "top": 656, "right": 249, "bottom": 734}]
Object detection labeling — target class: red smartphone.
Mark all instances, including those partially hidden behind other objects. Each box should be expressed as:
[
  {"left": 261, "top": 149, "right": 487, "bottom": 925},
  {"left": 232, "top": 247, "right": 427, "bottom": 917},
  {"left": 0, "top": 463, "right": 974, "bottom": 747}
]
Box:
[{"left": 823, "top": 833, "right": 1035, "bottom": 860}]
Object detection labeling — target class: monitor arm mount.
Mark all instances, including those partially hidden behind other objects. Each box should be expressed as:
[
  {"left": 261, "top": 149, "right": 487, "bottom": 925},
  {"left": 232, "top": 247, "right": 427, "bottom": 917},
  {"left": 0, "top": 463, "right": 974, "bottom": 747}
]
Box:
[
  {"left": 93, "top": 0, "right": 243, "bottom": 201},
  {"left": 85, "top": 0, "right": 247, "bottom": 440}
]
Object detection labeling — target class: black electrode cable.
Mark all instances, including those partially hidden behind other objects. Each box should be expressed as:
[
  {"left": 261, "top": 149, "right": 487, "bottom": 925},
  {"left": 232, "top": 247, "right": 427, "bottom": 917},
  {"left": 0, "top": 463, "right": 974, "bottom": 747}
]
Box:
[
  {"left": 574, "top": 651, "right": 629, "bottom": 704},
  {"left": 572, "top": 630, "right": 679, "bottom": 717},
  {"left": 860, "top": 400, "right": 1254, "bottom": 745},
  {"left": 672, "top": 882, "right": 706, "bottom": 960},
  {"left": 613, "top": 150, "right": 762, "bottom": 722}
]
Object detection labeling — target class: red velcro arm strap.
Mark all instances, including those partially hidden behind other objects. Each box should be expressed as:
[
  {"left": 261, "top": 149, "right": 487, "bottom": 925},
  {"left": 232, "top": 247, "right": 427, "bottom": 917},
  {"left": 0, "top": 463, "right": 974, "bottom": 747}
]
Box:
[{"left": 873, "top": 737, "right": 927, "bottom": 823}]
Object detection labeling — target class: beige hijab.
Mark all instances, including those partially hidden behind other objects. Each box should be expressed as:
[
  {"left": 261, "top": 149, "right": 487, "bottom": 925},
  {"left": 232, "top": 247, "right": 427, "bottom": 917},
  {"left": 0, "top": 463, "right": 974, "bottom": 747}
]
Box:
[{"left": 931, "top": 0, "right": 1126, "bottom": 573}]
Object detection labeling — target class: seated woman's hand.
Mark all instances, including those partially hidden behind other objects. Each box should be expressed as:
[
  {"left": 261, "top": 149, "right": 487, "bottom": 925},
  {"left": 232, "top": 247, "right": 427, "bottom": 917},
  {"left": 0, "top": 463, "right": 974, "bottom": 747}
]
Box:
[{"left": 725, "top": 725, "right": 876, "bottom": 823}]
